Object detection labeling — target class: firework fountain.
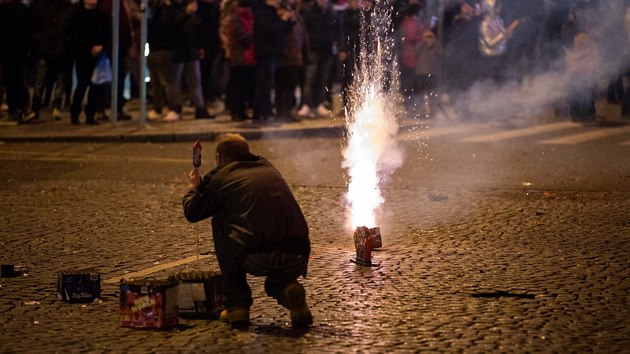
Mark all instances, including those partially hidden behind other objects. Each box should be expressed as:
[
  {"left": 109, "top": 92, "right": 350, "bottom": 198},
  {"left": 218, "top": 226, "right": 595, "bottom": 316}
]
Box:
[{"left": 342, "top": 1, "right": 404, "bottom": 265}]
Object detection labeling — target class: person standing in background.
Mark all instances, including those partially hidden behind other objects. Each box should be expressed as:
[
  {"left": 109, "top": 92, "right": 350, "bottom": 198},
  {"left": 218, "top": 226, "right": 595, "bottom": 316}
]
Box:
[
  {"left": 98, "top": 0, "right": 135, "bottom": 120},
  {"left": 275, "top": 0, "right": 305, "bottom": 122},
  {"left": 622, "top": 0, "right": 630, "bottom": 120},
  {"left": 336, "top": 0, "right": 373, "bottom": 116},
  {"left": 170, "top": 0, "right": 214, "bottom": 121},
  {"left": 477, "top": 0, "right": 519, "bottom": 84},
  {"left": 224, "top": 0, "right": 255, "bottom": 121},
  {"left": 147, "top": 0, "right": 182, "bottom": 121},
  {"left": 297, "top": 0, "right": 335, "bottom": 118},
  {"left": 0, "top": 0, "right": 32, "bottom": 124},
  {"left": 170, "top": 0, "right": 214, "bottom": 120},
  {"left": 25, "top": 0, "right": 77, "bottom": 123},
  {"left": 197, "top": 0, "right": 222, "bottom": 110},
  {"left": 252, "top": 0, "right": 296, "bottom": 121},
  {"left": 69, "top": 0, "right": 108, "bottom": 125}
]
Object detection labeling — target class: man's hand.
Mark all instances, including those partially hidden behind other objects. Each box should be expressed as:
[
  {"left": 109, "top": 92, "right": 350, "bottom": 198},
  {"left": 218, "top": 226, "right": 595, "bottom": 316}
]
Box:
[
  {"left": 91, "top": 45, "right": 104, "bottom": 57},
  {"left": 188, "top": 168, "right": 202, "bottom": 190},
  {"left": 338, "top": 51, "right": 348, "bottom": 62}
]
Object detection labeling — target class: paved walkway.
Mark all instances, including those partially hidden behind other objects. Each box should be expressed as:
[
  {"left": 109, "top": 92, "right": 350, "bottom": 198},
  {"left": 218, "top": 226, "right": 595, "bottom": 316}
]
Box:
[
  {"left": 1, "top": 98, "right": 628, "bottom": 143},
  {"left": 0, "top": 98, "right": 355, "bottom": 143}
]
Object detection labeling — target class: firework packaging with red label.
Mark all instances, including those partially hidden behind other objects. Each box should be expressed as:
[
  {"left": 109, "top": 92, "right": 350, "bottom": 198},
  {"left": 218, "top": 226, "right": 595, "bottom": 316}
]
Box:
[{"left": 119, "top": 279, "right": 179, "bottom": 329}]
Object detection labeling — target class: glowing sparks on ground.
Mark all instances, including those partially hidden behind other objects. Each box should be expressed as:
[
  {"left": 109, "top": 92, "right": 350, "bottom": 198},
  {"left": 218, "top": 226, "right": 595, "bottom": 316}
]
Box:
[{"left": 342, "top": 5, "right": 403, "bottom": 231}]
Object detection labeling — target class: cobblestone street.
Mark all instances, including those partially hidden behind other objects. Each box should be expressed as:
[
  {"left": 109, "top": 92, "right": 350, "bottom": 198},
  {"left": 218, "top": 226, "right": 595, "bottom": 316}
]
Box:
[{"left": 2, "top": 172, "right": 629, "bottom": 352}]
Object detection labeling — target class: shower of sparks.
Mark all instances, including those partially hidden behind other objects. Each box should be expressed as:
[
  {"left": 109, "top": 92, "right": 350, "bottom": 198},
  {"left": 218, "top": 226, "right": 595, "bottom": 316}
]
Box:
[{"left": 342, "top": 3, "right": 403, "bottom": 231}]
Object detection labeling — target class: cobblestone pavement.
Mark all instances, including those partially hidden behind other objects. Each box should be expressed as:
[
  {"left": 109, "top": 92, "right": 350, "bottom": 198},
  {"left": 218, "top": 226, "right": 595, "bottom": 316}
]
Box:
[{"left": 1, "top": 170, "right": 629, "bottom": 352}]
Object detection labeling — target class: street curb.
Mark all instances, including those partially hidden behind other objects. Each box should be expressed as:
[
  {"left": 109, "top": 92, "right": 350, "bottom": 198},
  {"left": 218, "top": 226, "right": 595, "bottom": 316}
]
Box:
[{"left": 0, "top": 125, "right": 347, "bottom": 143}]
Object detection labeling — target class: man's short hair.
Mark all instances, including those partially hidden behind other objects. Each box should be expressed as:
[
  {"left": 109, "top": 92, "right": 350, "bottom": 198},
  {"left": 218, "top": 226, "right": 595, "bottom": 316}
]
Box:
[{"left": 216, "top": 133, "right": 250, "bottom": 163}]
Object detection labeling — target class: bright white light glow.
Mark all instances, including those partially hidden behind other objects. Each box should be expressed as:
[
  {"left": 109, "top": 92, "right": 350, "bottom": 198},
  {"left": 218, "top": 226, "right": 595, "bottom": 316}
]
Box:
[{"left": 342, "top": 7, "right": 403, "bottom": 231}]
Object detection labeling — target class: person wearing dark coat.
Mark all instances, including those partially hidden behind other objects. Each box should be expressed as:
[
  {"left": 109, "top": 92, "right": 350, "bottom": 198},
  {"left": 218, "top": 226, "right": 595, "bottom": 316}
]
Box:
[
  {"left": 197, "top": 0, "right": 222, "bottom": 106},
  {"left": 172, "top": 0, "right": 214, "bottom": 120},
  {"left": 147, "top": 0, "right": 181, "bottom": 121},
  {"left": 336, "top": 0, "right": 373, "bottom": 112},
  {"left": 97, "top": 0, "right": 136, "bottom": 120},
  {"left": 0, "top": 0, "right": 32, "bottom": 123},
  {"left": 298, "top": 0, "right": 336, "bottom": 118},
  {"left": 252, "top": 0, "right": 295, "bottom": 121},
  {"left": 275, "top": 0, "right": 305, "bottom": 121},
  {"left": 444, "top": 1, "right": 481, "bottom": 96},
  {"left": 225, "top": 0, "right": 256, "bottom": 121},
  {"left": 182, "top": 133, "right": 313, "bottom": 328},
  {"left": 69, "top": 0, "right": 108, "bottom": 125},
  {"left": 26, "top": 0, "right": 77, "bottom": 122}
]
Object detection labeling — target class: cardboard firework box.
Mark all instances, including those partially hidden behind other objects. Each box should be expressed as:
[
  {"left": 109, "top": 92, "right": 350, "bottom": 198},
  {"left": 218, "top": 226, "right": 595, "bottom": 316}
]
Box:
[
  {"left": 119, "top": 278, "right": 179, "bottom": 329},
  {"left": 57, "top": 269, "right": 101, "bottom": 303},
  {"left": 170, "top": 270, "right": 223, "bottom": 319},
  {"left": 1, "top": 265, "right": 29, "bottom": 278}
]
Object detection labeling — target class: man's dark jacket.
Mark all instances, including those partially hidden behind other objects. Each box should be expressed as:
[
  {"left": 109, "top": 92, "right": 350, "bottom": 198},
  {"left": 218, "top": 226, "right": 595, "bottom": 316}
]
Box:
[
  {"left": 182, "top": 153, "right": 310, "bottom": 257},
  {"left": 252, "top": 1, "right": 294, "bottom": 59}
]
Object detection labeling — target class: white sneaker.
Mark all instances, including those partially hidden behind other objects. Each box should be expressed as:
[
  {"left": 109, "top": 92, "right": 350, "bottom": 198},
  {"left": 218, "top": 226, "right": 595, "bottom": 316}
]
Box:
[
  {"left": 52, "top": 108, "right": 62, "bottom": 121},
  {"left": 163, "top": 111, "right": 181, "bottom": 122},
  {"left": 297, "top": 105, "right": 313, "bottom": 118},
  {"left": 147, "top": 110, "right": 163, "bottom": 121},
  {"left": 208, "top": 101, "right": 225, "bottom": 115},
  {"left": 316, "top": 104, "right": 331, "bottom": 117}
]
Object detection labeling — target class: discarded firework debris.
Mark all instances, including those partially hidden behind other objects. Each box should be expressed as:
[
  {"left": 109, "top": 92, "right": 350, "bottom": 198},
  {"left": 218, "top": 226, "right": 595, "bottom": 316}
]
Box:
[
  {"left": 170, "top": 270, "right": 223, "bottom": 319},
  {"left": 119, "top": 278, "right": 179, "bottom": 329},
  {"left": 353, "top": 226, "right": 382, "bottom": 266},
  {"left": 58, "top": 269, "right": 101, "bottom": 303},
  {"left": 1, "top": 264, "right": 29, "bottom": 278}
]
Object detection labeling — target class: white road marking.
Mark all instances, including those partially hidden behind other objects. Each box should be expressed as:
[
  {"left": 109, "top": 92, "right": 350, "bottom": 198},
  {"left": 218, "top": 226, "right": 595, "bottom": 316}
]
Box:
[
  {"left": 399, "top": 124, "right": 474, "bottom": 141},
  {"left": 537, "top": 125, "right": 630, "bottom": 145},
  {"left": 460, "top": 121, "right": 580, "bottom": 143},
  {"left": 0, "top": 150, "right": 188, "bottom": 163},
  {"left": 103, "top": 254, "right": 211, "bottom": 284}
]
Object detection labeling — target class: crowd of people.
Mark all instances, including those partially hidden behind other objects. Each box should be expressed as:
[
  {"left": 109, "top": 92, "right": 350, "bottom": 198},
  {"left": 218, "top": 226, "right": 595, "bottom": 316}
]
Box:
[{"left": 1, "top": 0, "right": 629, "bottom": 125}]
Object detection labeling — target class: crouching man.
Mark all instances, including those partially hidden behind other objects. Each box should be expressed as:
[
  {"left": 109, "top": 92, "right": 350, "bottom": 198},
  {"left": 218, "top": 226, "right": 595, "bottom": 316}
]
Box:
[{"left": 182, "top": 133, "right": 313, "bottom": 328}]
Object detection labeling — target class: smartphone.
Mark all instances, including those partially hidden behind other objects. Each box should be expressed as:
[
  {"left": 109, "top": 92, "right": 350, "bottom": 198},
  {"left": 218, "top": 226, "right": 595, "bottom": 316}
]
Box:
[{"left": 193, "top": 140, "right": 202, "bottom": 168}]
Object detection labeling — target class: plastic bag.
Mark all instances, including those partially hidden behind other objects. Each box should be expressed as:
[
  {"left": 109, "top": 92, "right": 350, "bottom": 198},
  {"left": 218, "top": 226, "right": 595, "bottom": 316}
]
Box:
[{"left": 91, "top": 53, "right": 112, "bottom": 85}]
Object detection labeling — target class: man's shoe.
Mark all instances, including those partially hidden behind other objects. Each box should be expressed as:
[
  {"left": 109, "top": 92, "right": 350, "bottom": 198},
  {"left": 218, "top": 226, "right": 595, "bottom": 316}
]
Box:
[
  {"left": 220, "top": 308, "right": 250, "bottom": 325},
  {"left": 86, "top": 115, "right": 98, "bottom": 125},
  {"left": 163, "top": 111, "right": 181, "bottom": 122},
  {"left": 21, "top": 110, "right": 39, "bottom": 124},
  {"left": 316, "top": 104, "right": 331, "bottom": 117},
  {"left": 52, "top": 108, "right": 63, "bottom": 121},
  {"left": 117, "top": 112, "right": 132, "bottom": 121},
  {"left": 283, "top": 282, "right": 312, "bottom": 328},
  {"left": 207, "top": 101, "right": 225, "bottom": 115},
  {"left": 297, "top": 105, "right": 314, "bottom": 118},
  {"left": 195, "top": 108, "right": 215, "bottom": 119},
  {"left": 96, "top": 112, "right": 109, "bottom": 121},
  {"left": 147, "top": 110, "right": 162, "bottom": 120}
]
